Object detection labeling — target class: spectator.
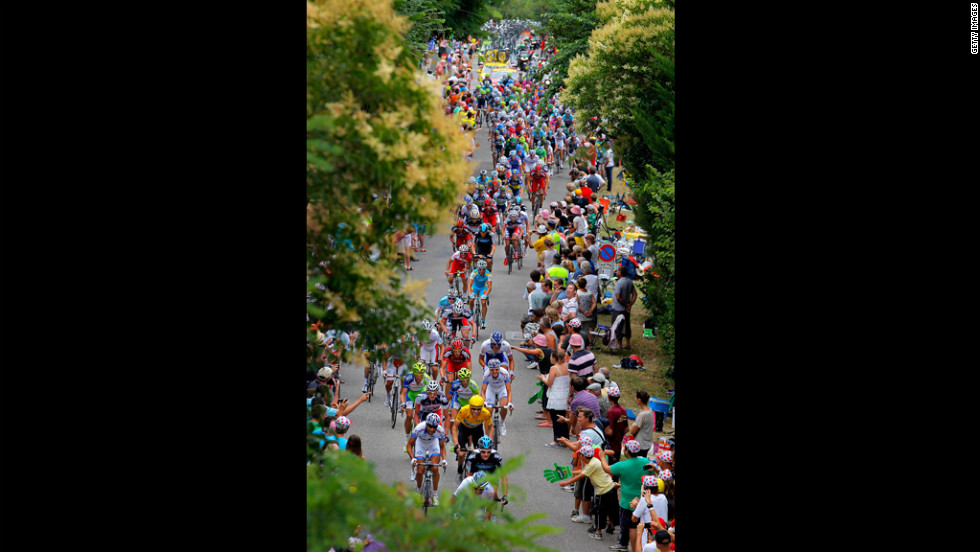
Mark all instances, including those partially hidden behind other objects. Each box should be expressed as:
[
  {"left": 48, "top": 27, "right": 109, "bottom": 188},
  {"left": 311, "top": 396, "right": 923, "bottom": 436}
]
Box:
[
  {"left": 564, "top": 378, "right": 601, "bottom": 434},
  {"left": 529, "top": 279, "right": 553, "bottom": 313},
  {"left": 556, "top": 407, "right": 607, "bottom": 526},
  {"left": 574, "top": 277, "right": 597, "bottom": 344},
  {"left": 585, "top": 166, "right": 603, "bottom": 193},
  {"left": 605, "top": 386, "right": 629, "bottom": 463},
  {"left": 556, "top": 433, "right": 615, "bottom": 541},
  {"left": 631, "top": 476, "right": 669, "bottom": 551},
  {"left": 610, "top": 439, "right": 653, "bottom": 551},
  {"left": 611, "top": 264, "right": 638, "bottom": 349},
  {"left": 538, "top": 347, "right": 569, "bottom": 447},
  {"left": 630, "top": 390, "right": 655, "bottom": 458},
  {"left": 346, "top": 434, "right": 364, "bottom": 459},
  {"left": 589, "top": 382, "right": 610, "bottom": 427},
  {"left": 567, "top": 334, "right": 596, "bottom": 379}
]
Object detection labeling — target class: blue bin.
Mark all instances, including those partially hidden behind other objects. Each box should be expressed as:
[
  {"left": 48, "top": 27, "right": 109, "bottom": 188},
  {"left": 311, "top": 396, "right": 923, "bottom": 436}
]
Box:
[{"left": 649, "top": 398, "right": 670, "bottom": 413}]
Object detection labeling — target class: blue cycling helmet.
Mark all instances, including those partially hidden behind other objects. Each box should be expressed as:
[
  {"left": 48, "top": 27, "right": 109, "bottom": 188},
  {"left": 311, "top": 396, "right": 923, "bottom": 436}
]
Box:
[
  {"left": 515, "top": 196, "right": 522, "bottom": 204},
  {"left": 478, "top": 435, "right": 494, "bottom": 450},
  {"left": 480, "top": 223, "right": 490, "bottom": 233},
  {"left": 490, "top": 331, "right": 503, "bottom": 344},
  {"left": 426, "top": 413, "right": 441, "bottom": 427}
]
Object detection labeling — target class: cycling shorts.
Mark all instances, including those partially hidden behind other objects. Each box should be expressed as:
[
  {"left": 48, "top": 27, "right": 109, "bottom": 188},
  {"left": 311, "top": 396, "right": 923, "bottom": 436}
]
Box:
[
  {"left": 485, "top": 387, "right": 509, "bottom": 406},
  {"left": 530, "top": 179, "right": 547, "bottom": 192},
  {"left": 456, "top": 424, "right": 486, "bottom": 450},
  {"left": 419, "top": 345, "right": 440, "bottom": 364},
  {"left": 449, "top": 317, "right": 471, "bottom": 334},
  {"left": 413, "top": 439, "right": 442, "bottom": 460},
  {"left": 470, "top": 285, "right": 488, "bottom": 299}
]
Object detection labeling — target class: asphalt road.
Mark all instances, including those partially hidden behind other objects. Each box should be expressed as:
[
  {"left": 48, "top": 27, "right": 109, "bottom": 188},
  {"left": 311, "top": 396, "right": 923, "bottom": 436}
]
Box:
[{"left": 334, "top": 115, "right": 626, "bottom": 551}]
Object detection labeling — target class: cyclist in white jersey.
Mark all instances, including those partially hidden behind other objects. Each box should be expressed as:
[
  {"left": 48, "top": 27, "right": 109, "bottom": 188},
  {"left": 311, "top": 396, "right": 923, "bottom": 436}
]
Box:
[
  {"left": 407, "top": 412, "right": 448, "bottom": 503},
  {"left": 450, "top": 470, "right": 496, "bottom": 521},
  {"left": 481, "top": 359, "right": 513, "bottom": 436},
  {"left": 418, "top": 319, "right": 442, "bottom": 380},
  {"left": 479, "top": 330, "right": 515, "bottom": 374}
]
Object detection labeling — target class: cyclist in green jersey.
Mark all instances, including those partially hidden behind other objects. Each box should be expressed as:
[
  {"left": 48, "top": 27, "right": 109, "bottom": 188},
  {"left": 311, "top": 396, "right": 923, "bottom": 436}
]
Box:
[{"left": 401, "top": 361, "right": 432, "bottom": 452}]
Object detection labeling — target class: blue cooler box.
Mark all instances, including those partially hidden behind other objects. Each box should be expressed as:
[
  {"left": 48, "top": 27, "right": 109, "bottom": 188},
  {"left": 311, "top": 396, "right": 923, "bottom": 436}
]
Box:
[{"left": 649, "top": 398, "right": 670, "bottom": 413}]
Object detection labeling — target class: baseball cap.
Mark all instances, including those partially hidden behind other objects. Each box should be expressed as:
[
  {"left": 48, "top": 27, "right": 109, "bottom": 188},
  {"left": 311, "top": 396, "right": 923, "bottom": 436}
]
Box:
[
  {"left": 316, "top": 366, "right": 333, "bottom": 381},
  {"left": 569, "top": 333, "right": 584, "bottom": 347},
  {"left": 587, "top": 383, "right": 602, "bottom": 392},
  {"left": 654, "top": 530, "right": 672, "bottom": 544},
  {"left": 591, "top": 373, "right": 607, "bottom": 385}
]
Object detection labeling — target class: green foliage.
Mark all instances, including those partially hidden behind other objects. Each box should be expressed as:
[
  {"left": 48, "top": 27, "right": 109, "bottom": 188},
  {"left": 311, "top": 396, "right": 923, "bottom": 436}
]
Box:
[
  {"left": 534, "top": 0, "right": 601, "bottom": 100},
  {"left": 631, "top": 167, "right": 674, "bottom": 369},
  {"left": 307, "top": 0, "right": 474, "bottom": 362},
  {"left": 307, "top": 449, "right": 561, "bottom": 551},
  {"left": 394, "top": 0, "right": 449, "bottom": 63},
  {"left": 482, "top": 0, "right": 552, "bottom": 21}
]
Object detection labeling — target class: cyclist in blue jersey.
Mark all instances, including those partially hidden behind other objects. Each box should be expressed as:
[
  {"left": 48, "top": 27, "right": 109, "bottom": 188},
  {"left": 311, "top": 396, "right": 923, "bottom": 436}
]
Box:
[{"left": 466, "top": 260, "right": 493, "bottom": 330}]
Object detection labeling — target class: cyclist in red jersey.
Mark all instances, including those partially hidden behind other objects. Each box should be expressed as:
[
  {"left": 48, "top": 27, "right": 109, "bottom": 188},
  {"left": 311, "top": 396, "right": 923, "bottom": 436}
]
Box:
[
  {"left": 440, "top": 337, "right": 472, "bottom": 399},
  {"left": 445, "top": 245, "right": 473, "bottom": 287}
]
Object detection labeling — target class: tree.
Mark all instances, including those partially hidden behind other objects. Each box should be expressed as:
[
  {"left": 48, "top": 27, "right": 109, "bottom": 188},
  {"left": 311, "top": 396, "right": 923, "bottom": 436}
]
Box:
[
  {"left": 307, "top": 449, "right": 560, "bottom": 551},
  {"left": 560, "top": 0, "right": 675, "bottom": 370},
  {"left": 307, "top": 0, "right": 474, "bottom": 361},
  {"left": 534, "top": 0, "right": 601, "bottom": 101},
  {"left": 561, "top": 0, "right": 674, "bottom": 180}
]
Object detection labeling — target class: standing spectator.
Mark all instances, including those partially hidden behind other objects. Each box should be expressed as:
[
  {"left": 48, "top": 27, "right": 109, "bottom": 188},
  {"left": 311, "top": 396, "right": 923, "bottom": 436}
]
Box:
[
  {"left": 567, "top": 334, "right": 596, "bottom": 379},
  {"left": 611, "top": 264, "right": 637, "bottom": 349},
  {"left": 630, "top": 390, "right": 655, "bottom": 458},
  {"left": 585, "top": 166, "right": 603, "bottom": 193},
  {"left": 574, "top": 277, "right": 597, "bottom": 345},
  {"left": 556, "top": 407, "right": 607, "bottom": 525},
  {"left": 604, "top": 142, "right": 615, "bottom": 191},
  {"left": 564, "top": 376, "right": 600, "bottom": 430},
  {"left": 538, "top": 347, "right": 569, "bottom": 446},
  {"left": 557, "top": 434, "right": 615, "bottom": 541},
  {"left": 589, "top": 382, "right": 610, "bottom": 428},
  {"left": 609, "top": 439, "right": 652, "bottom": 551},
  {"left": 346, "top": 434, "right": 364, "bottom": 459},
  {"left": 631, "top": 476, "right": 669, "bottom": 551},
  {"left": 604, "top": 386, "right": 629, "bottom": 462}
]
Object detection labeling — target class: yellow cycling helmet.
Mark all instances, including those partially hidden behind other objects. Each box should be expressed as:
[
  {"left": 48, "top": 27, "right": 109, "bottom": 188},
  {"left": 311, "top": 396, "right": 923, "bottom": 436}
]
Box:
[{"left": 469, "top": 396, "right": 485, "bottom": 409}]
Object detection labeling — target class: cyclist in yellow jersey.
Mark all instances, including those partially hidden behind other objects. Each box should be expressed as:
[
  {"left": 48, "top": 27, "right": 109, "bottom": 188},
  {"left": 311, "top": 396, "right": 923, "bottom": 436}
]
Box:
[{"left": 453, "top": 395, "right": 494, "bottom": 472}]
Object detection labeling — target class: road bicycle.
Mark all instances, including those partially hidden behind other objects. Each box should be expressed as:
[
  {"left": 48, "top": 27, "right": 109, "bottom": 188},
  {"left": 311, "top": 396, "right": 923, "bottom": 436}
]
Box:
[
  {"left": 449, "top": 270, "right": 467, "bottom": 297},
  {"left": 505, "top": 237, "right": 524, "bottom": 275},
  {"left": 415, "top": 458, "right": 447, "bottom": 516},
  {"left": 485, "top": 402, "right": 513, "bottom": 451},
  {"left": 389, "top": 382, "right": 400, "bottom": 428},
  {"left": 453, "top": 443, "right": 476, "bottom": 485},
  {"left": 366, "top": 358, "right": 380, "bottom": 402},
  {"left": 531, "top": 189, "right": 544, "bottom": 217}
]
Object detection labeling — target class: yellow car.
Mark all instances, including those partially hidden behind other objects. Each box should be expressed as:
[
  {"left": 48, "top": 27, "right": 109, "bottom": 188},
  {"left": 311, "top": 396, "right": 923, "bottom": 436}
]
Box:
[{"left": 480, "top": 63, "right": 520, "bottom": 87}]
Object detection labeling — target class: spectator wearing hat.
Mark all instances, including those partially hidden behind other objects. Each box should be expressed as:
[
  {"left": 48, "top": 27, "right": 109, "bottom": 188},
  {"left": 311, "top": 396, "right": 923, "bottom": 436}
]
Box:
[
  {"left": 567, "top": 333, "right": 596, "bottom": 378},
  {"left": 630, "top": 476, "right": 669, "bottom": 551},
  {"left": 609, "top": 439, "right": 653, "bottom": 550},
  {"left": 604, "top": 386, "right": 629, "bottom": 463},
  {"left": 587, "top": 382, "right": 610, "bottom": 429},
  {"left": 557, "top": 430, "right": 616, "bottom": 540}
]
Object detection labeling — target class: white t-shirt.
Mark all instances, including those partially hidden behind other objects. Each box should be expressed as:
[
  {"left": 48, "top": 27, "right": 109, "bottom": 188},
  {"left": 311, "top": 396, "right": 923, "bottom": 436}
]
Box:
[
  {"left": 633, "top": 493, "right": 669, "bottom": 544},
  {"left": 605, "top": 149, "right": 614, "bottom": 167}
]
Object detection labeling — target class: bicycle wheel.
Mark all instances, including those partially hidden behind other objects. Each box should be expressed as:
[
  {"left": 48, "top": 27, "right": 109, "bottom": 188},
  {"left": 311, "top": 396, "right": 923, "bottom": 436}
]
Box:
[
  {"left": 507, "top": 244, "right": 513, "bottom": 275},
  {"left": 390, "top": 386, "right": 398, "bottom": 428},
  {"left": 517, "top": 241, "right": 523, "bottom": 270},
  {"left": 492, "top": 411, "right": 501, "bottom": 450},
  {"left": 422, "top": 476, "right": 432, "bottom": 515}
]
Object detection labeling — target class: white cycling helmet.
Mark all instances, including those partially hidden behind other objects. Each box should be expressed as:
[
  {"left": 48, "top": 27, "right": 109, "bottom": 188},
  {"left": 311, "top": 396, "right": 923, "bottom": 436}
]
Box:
[
  {"left": 459, "top": 244, "right": 470, "bottom": 253},
  {"left": 453, "top": 300, "right": 465, "bottom": 314},
  {"left": 426, "top": 380, "right": 441, "bottom": 392},
  {"left": 421, "top": 319, "right": 432, "bottom": 330}
]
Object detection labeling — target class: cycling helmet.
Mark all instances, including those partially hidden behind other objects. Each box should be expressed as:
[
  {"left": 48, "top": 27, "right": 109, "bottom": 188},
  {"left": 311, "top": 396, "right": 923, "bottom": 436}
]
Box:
[
  {"left": 459, "top": 244, "right": 469, "bottom": 253},
  {"left": 426, "top": 413, "right": 442, "bottom": 427},
  {"left": 471, "top": 470, "right": 489, "bottom": 489},
  {"left": 567, "top": 318, "right": 582, "bottom": 328},
  {"left": 451, "top": 338, "right": 465, "bottom": 351},
  {"left": 509, "top": 150, "right": 516, "bottom": 157},
  {"left": 426, "top": 380, "right": 441, "bottom": 393},
  {"left": 453, "top": 300, "right": 465, "bottom": 314},
  {"left": 411, "top": 361, "right": 428, "bottom": 374},
  {"left": 457, "top": 367, "right": 472, "bottom": 380},
  {"left": 491, "top": 170, "right": 498, "bottom": 178},
  {"left": 478, "top": 435, "right": 494, "bottom": 450},
  {"left": 508, "top": 211, "right": 518, "bottom": 220},
  {"left": 335, "top": 416, "right": 351, "bottom": 431},
  {"left": 469, "top": 396, "right": 485, "bottom": 409},
  {"left": 484, "top": 198, "right": 493, "bottom": 206},
  {"left": 479, "top": 223, "right": 489, "bottom": 233},
  {"left": 480, "top": 169, "right": 487, "bottom": 177},
  {"left": 470, "top": 208, "right": 480, "bottom": 218},
  {"left": 468, "top": 176, "right": 477, "bottom": 184},
  {"left": 514, "top": 196, "right": 522, "bottom": 204},
  {"left": 421, "top": 319, "right": 432, "bottom": 330},
  {"left": 476, "top": 260, "right": 487, "bottom": 270},
  {"left": 490, "top": 331, "right": 503, "bottom": 344},
  {"left": 447, "top": 287, "right": 460, "bottom": 298},
  {"left": 487, "top": 358, "right": 501, "bottom": 369}
]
